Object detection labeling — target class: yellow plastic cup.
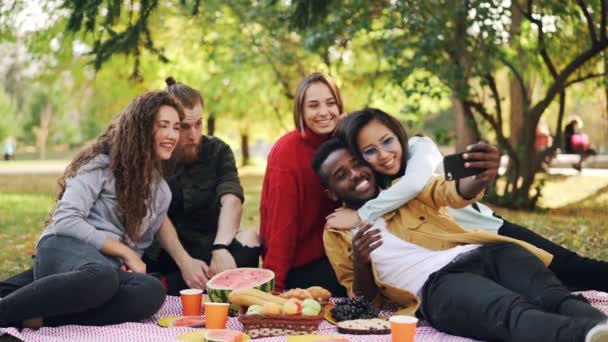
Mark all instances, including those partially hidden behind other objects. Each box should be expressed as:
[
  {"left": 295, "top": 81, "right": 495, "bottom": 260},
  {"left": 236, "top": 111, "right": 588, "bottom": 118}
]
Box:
[
  {"left": 390, "top": 315, "right": 418, "bottom": 342},
  {"left": 204, "top": 302, "right": 230, "bottom": 329}
]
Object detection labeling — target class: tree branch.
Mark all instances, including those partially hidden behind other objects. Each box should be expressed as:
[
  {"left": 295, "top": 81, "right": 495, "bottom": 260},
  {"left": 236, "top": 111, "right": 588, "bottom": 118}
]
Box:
[
  {"left": 484, "top": 74, "right": 504, "bottom": 133},
  {"left": 565, "top": 72, "right": 608, "bottom": 87},
  {"left": 576, "top": 0, "right": 598, "bottom": 45},
  {"left": 530, "top": 40, "right": 608, "bottom": 120},
  {"left": 498, "top": 55, "right": 530, "bottom": 108},
  {"left": 464, "top": 100, "right": 517, "bottom": 167},
  {"left": 519, "top": 0, "right": 558, "bottom": 79}
]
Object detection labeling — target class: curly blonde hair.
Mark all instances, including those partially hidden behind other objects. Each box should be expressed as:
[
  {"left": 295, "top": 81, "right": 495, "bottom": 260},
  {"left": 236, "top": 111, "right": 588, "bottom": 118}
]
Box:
[{"left": 50, "top": 91, "right": 184, "bottom": 241}]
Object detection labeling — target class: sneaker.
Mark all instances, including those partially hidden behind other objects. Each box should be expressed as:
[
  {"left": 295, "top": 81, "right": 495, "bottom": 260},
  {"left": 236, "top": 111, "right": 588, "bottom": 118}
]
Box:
[{"left": 586, "top": 322, "right": 608, "bottom": 342}]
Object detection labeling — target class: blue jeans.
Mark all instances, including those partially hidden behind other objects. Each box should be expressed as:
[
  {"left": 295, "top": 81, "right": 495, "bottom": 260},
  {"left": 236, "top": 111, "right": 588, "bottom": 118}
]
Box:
[{"left": 0, "top": 235, "right": 165, "bottom": 327}]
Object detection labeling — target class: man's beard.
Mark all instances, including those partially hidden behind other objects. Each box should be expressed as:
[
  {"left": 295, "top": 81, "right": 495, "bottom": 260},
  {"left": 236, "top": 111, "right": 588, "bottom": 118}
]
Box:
[{"left": 171, "top": 139, "right": 201, "bottom": 164}]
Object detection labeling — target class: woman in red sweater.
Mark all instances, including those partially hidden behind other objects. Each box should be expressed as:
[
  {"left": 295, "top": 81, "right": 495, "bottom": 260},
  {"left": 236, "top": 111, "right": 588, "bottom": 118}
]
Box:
[{"left": 260, "top": 72, "right": 346, "bottom": 295}]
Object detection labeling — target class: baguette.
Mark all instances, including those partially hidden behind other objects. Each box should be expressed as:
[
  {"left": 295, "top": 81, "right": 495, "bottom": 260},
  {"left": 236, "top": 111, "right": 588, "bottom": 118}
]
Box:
[
  {"left": 228, "top": 288, "right": 288, "bottom": 307},
  {"left": 307, "top": 286, "right": 332, "bottom": 302}
]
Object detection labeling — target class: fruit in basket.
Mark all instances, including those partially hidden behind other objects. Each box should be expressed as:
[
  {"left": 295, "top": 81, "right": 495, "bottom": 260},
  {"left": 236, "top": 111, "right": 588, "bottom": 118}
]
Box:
[
  {"left": 229, "top": 288, "right": 288, "bottom": 307},
  {"left": 245, "top": 304, "right": 264, "bottom": 315},
  {"left": 263, "top": 302, "right": 282, "bottom": 315},
  {"left": 282, "top": 298, "right": 303, "bottom": 315},
  {"left": 302, "top": 306, "right": 320, "bottom": 316},
  {"left": 302, "top": 299, "right": 322, "bottom": 315},
  {"left": 203, "top": 329, "right": 246, "bottom": 342},
  {"left": 207, "top": 268, "right": 275, "bottom": 315}
]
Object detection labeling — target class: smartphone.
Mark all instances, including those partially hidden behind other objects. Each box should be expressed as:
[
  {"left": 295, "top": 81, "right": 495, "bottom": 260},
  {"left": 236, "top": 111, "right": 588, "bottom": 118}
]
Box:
[{"left": 443, "top": 152, "right": 485, "bottom": 181}]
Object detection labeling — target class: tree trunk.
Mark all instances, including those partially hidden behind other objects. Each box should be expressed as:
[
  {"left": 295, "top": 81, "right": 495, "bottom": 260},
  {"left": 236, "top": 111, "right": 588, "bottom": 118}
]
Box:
[
  {"left": 451, "top": 7, "right": 476, "bottom": 151},
  {"left": 604, "top": 52, "right": 608, "bottom": 152},
  {"left": 35, "top": 103, "right": 53, "bottom": 160},
  {"left": 508, "top": 1, "right": 526, "bottom": 146},
  {"left": 207, "top": 115, "right": 216, "bottom": 136},
  {"left": 240, "top": 130, "right": 250, "bottom": 166},
  {"left": 453, "top": 97, "right": 477, "bottom": 151}
]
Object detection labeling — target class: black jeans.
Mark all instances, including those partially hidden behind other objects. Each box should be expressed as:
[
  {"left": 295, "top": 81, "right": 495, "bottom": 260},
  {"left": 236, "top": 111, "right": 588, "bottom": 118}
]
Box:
[
  {"left": 285, "top": 257, "right": 347, "bottom": 297},
  {"left": 498, "top": 219, "right": 608, "bottom": 292},
  {"left": 0, "top": 235, "right": 166, "bottom": 327},
  {"left": 420, "top": 243, "right": 606, "bottom": 342},
  {"left": 144, "top": 238, "right": 261, "bottom": 295}
]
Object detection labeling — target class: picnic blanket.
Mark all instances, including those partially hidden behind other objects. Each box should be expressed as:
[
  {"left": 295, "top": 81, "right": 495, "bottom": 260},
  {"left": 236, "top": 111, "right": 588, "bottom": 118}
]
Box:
[{"left": 2, "top": 291, "right": 608, "bottom": 342}]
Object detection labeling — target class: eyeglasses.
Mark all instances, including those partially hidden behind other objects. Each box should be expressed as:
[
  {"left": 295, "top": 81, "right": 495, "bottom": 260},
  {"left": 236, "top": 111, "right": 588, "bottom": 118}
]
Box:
[{"left": 361, "top": 136, "right": 399, "bottom": 162}]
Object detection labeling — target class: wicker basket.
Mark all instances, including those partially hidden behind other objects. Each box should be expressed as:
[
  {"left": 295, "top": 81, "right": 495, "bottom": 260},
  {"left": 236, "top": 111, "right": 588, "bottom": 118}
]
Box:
[{"left": 238, "top": 310, "right": 325, "bottom": 338}]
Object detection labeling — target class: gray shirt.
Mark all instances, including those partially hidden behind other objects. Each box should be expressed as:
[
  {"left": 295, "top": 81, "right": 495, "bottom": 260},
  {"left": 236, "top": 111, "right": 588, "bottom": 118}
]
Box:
[{"left": 39, "top": 154, "right": 172, "bottom": 262}]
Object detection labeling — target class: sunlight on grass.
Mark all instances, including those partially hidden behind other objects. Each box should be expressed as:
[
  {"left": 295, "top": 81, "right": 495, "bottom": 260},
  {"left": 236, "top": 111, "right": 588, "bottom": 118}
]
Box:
[
  {"left": 0, "top": 193, "right": 54, "bottom": 279},
  {"left": 1, "top": 170, "right": 606, "bottom": 279}
]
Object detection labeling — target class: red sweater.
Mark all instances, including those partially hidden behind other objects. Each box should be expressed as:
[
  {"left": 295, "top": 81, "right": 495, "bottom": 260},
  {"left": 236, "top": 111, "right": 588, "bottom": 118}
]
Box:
[{"left": 260, "top": 128, "right": 340, "bottom": 291}]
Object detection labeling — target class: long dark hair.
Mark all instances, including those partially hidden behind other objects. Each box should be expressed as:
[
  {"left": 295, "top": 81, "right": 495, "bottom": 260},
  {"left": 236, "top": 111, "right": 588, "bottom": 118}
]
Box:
[
  {"left": 50, "top": 91, "right": 184, "bottom": 242},
  {"left": 334, "top": 108, "right": 409, "bottom": 188}
]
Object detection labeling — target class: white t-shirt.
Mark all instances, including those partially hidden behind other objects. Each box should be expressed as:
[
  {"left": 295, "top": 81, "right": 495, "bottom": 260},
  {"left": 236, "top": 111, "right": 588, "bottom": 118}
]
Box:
[{"left": 364, "top": 218, "right": 480, "bottom": 296}]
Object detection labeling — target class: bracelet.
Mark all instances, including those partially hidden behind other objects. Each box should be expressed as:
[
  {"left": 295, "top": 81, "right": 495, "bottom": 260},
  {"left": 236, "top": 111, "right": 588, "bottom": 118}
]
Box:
[{"left": 212, "top": 244, "right": 230, "bottom": 251}]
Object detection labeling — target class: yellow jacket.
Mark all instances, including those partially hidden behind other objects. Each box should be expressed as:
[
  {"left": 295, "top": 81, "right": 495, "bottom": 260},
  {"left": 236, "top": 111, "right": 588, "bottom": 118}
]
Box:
[{"left": 323, "top": 176, "right": 553, "bottom": 316}]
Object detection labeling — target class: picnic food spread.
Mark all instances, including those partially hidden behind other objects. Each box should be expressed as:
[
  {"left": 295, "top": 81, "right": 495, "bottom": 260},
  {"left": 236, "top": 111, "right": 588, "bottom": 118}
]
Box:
[{"left": 165, "top": 268, "right": 396, "bottom": 339}]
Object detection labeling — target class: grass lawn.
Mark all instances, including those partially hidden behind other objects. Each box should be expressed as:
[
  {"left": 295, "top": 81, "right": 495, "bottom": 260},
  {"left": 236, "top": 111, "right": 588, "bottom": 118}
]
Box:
[{"left": 0, "top": 169, "right": 607, "bottom": 280}]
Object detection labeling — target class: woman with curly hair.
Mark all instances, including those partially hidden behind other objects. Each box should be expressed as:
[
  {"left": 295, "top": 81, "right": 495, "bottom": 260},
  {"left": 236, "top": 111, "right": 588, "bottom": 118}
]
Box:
[{"left": 0, "top": 91, "right": 184, "bottom": 328}]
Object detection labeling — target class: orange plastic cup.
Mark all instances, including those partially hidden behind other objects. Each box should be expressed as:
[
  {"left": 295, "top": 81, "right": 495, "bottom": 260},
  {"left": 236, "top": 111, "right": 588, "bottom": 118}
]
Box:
[
  {"left": 204, "top": 302, "right": 230, "bottom": 329},
  {"left": 180, "top": 289, "right": 203, "bottom": 316},
  {"left": 390, "top": 315, "right": 418, "bottom": 342}
]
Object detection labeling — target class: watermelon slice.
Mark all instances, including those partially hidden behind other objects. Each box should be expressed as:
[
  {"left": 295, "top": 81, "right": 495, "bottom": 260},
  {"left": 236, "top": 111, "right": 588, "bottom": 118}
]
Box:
[
  {"left": 170, "top": 316, "right": 206, "bottom": 328},
  {"left": 203, "top": 329, "right": 246, "bottom": 342},
  {"left": 207, "top": 268, "right": 275, "bottom": 316}
]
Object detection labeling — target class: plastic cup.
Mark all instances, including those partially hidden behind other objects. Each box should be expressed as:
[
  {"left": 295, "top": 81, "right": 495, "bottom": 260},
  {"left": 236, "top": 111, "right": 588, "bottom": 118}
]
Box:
[
  {"left": 204, "top": 302, "right": 230, "bottom": 329},
  {"left": 390, "top": 315, "right": 418, "bottom": 342},
  {"left": 180, "top": 289, "right": 203, "bottom": 316}
]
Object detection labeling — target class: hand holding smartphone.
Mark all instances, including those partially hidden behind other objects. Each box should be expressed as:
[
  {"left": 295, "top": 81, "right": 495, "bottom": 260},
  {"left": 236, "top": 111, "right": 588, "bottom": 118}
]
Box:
[
  {"left": 443, "top": 152, "right": 484, "bottom": 181},
  {"left": 443, "top": 142, "right": 501, "bottom": 182}
]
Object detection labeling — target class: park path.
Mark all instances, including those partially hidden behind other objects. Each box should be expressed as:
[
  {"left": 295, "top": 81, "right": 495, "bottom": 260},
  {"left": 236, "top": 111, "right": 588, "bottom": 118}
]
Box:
[{"left": 1, "top": 162, "right": 608, "bottom": 176}]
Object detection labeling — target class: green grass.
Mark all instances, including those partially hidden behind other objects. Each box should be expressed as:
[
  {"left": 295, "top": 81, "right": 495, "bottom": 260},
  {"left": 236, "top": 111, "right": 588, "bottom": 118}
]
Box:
[{"left": 1, "top": 170, "right": 607, "bottom": 280}]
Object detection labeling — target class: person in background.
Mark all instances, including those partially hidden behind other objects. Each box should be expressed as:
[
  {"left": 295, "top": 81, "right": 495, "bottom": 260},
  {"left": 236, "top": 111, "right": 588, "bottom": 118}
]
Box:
[
  {"left": 564, "top": 118, "right": 596, "bottom": 171},
  {"left": 3, "top": 137, "right": 15, "bottom": 161}
]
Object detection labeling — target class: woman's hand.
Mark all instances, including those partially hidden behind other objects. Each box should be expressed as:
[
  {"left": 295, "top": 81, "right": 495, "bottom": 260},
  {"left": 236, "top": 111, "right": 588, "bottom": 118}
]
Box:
[
  {"left": 326, "top": 208, "right": 363, "bottom": 230},
  {"left": 122, "top": 253, "right": 147, "bottom": 273},
  {"left": 352, "top": 223, "right": 383, "bottom": 265}
]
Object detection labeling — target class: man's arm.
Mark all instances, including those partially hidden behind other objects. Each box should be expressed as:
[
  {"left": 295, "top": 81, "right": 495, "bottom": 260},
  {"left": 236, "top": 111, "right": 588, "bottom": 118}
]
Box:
[
  {"left": 210, "top": 141, "right": 245, "bottom": 274},
  {"left": 156, "top": 215, "right": 211, "bottom": 289},
  {"left": 210, "top": 194, "right": 242, "bottom": 274}
]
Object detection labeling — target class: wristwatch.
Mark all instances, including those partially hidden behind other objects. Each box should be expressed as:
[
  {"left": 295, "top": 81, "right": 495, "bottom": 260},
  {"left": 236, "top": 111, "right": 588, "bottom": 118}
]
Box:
[{"left": 212, "top": 244, "right": 230, "bottom": 251}]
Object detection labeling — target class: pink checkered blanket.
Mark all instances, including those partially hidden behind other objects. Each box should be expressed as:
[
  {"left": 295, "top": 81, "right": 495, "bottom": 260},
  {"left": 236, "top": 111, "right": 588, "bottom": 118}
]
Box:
[{"left": 2, "top": 291, "right": 608, "bottom": 342}]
